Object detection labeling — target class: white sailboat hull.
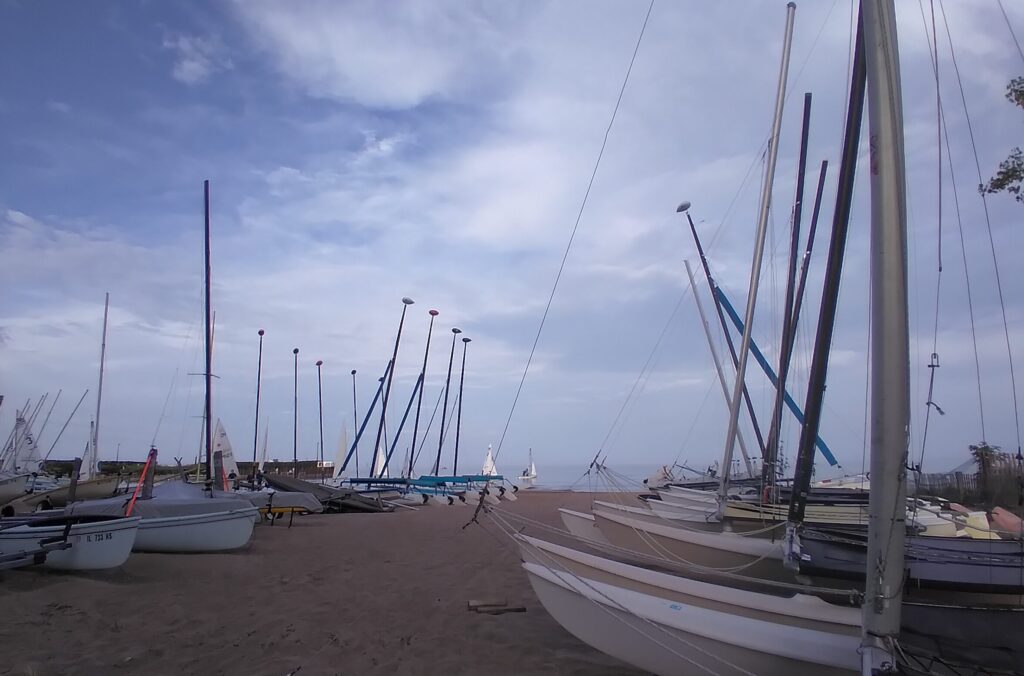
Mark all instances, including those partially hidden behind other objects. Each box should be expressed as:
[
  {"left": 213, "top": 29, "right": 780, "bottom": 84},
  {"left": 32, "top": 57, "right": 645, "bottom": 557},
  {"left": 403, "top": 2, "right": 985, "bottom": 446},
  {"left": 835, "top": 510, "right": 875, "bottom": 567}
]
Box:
[
  {"left": 0, "top": 474, "right": 30, "bottom": 506},
  {"left": 647, "top": 498, "right": 720, "bottom": 523},
  {"left": 133, "top": 507, "right": 257, "bottom": 553},
  {"left": 523, "top": 562, "right": 858, "bottom": 676},
  {"left": 3, "top": 476, "right": 122, "bottom": 514},
  {"left": 0, "top": 516, "right": 140, "bottom": 570},
  {"left": 558, "top": 508, "right": 611, "bottom": 545},
  {"left": 592, "top": 506, "right": 788, "bottom": 581}
]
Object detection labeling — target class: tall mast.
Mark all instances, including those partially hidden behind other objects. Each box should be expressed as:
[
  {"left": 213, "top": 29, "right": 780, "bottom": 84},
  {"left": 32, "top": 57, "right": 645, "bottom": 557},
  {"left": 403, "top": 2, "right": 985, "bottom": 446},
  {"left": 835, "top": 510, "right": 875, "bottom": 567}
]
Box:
[
  {"left": 253, "top": 329, "right": 265, "bottom": 480},
  {"left": 409, "top": 309, "right": 439, "bottom": 478},
  {"left": 718, "top": 2, "right": 796, "bottom": 506},
  {"left": 433, "top": 328, "right": 461, "bottom": 475},
  {"left": 89, "top": 292, "right": 109, "bottom": 479},
  {"left": 679, "top": 208, "right": 759, "bottom": 476},
  {"left": 203, "top": 180, "right": 213, "bottom": 481},
  {"left": 371, "top": 298, "right": 414, "bottom": 477},
  {"left": 861, "top": 0, "right": 909, "bottom": 667},
  {"left": 763, "top": 93, "right": 812, "bottom": 489},
  {"left": 684, "top": 260, "right": 752, "bottom": 466},
  {"left": 788, "top": 15, "right": 866, "bottom": 525}
]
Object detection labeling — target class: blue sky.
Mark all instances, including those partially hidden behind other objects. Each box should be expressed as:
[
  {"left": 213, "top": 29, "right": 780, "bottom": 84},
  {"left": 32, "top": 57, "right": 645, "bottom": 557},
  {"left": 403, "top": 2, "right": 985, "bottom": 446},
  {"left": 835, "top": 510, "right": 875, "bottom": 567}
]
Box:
[{"left": 2, "top": 0, "right": 1022, "bottom": 479}]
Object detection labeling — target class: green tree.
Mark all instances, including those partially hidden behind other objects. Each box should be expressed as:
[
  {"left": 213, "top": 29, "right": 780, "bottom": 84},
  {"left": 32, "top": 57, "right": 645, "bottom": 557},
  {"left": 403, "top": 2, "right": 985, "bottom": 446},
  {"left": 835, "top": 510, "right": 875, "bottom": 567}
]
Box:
[{"left": 980, "top": 77, "right": 1024, "bottom": 204}]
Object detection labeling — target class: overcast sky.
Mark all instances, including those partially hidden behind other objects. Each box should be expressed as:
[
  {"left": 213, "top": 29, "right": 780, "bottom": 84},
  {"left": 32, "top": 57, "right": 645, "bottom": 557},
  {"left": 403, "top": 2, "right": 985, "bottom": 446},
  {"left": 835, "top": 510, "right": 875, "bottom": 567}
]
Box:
[{"left": 2, "top": 0, "right": 1022, "bottom": 480}]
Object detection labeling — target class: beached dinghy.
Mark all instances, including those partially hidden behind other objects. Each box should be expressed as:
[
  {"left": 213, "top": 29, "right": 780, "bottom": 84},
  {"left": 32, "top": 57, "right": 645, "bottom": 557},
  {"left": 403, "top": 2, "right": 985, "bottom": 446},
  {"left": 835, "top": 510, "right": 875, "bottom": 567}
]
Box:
[
  {"left": 70, "top": 497, "right": 257, "bottom": 553},
  {"left": 558, "top": 508, "right": 611, "bottom": 545},
  {"left": 2, "top": 475, "right": 122, "bottom": 515},
  {"left": 0, "top": 473, "right": 29, "bottom": 506},
  {"left": 0, "top": 514, "right": 140, "bottom": 570},
  {"left": 522, "top": 561, "right": 858, "bottom": 676}
]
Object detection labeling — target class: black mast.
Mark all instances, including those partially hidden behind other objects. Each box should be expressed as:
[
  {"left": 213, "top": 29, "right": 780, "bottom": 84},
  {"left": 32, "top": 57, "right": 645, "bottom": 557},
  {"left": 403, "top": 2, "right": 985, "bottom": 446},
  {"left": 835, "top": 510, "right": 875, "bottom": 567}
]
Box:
[
  {"left": 679, "top": 206, "right": 768, "bottom": 462},
  {"left": 433, "top": 327, "right": 461, "bottom": 475},
  {"left": 763, "top": 93, "right": 813, "bottom": 489},
  {"left": 351, "top": 369, "right": 359, "bottom": 477},
  {"left": 203, "top": 180, "right": 213, "bottom": 481},
  {"left": 409, "top": 309, "right": 439, "bottom": 478},
  {"left": 252, "top": 329, "right": 265, "bottom": 481},
  {"left": 371, "top": 298, "right": 414, "bottom": 477},
  {"left": 789, "top": 14, "right": 866, "bottom": 524}
]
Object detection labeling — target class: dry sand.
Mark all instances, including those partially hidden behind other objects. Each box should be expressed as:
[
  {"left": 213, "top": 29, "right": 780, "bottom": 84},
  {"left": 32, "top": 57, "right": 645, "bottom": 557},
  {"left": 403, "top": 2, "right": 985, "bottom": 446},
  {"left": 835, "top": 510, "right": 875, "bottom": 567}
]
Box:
[{"left": 0, "top": 491, "right": 647, "bottom": 676}]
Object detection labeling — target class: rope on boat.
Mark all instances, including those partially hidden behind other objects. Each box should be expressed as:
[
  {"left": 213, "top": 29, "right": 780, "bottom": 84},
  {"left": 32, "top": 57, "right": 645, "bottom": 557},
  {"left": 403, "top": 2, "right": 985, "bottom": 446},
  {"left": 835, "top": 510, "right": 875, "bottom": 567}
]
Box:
[
  {"left": 491, "top": 0, "right": 656, "bottom": 466},
  {"left": 487, "top": 505, "right": 861, "bottom": 600},
  {"left": 486, "top": 509, "right": 754, "bottom": 676}
]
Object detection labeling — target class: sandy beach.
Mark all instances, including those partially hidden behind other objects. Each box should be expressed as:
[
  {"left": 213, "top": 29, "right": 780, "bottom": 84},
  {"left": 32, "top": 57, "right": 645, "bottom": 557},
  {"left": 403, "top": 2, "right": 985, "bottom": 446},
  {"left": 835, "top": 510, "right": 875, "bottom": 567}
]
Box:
[{"left": 0, "top": 491, "right": 646, "bottom": 676}]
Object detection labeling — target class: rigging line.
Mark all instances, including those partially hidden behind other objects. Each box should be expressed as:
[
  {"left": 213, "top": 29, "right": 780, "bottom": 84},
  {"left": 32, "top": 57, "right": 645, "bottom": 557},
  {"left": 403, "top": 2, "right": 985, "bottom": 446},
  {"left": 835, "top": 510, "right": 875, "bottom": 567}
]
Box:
[
  {"left": 938, "top": 0, "right": 1022, "bottom": 451},
  {"left": 412, "top": 386, "right": 446, "bottom": 470},
  {"left": 671, "top": 376, "right": 718, "bottom": 467},
  {"left": 924, "top": 13, "right": 987, "bottom": 442},
  {"left": 916, "top": 0, "right": 944, "bottom": 477},
  {"left": 492, "top": 0, "right": 655, "bottom": 463},
  {"left": 151, "top": 368, "right": 180, "bottom": 447},
  {"left": 599, "top": 289, "right": 689, "bottom": 458},
  {"left": 996, "top": 0, "right": 1024, "bottom": 66}
]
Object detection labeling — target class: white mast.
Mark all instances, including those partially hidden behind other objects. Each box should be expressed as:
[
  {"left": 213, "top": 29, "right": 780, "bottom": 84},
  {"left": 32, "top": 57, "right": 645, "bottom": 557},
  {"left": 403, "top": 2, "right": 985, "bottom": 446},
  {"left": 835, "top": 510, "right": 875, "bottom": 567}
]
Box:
[
  {"left": 718, "top": 2, "right": 797, "bottom": 508},
  {"left": 684, "top": 260, "right": 753, "bottom": 475},
  {"left": 860, "top": 0, "right": 909, "bottom": 670},
  {"left": 87, "top": 292, "right": 110, "bottom": 481}
]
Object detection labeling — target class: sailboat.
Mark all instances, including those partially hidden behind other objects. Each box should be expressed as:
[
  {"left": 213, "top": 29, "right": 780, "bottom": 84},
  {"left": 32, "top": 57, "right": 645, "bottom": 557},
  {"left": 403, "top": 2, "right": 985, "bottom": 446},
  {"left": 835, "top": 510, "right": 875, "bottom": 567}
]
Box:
[
  {"left": 511, "top": 3, "right": 1024, "bottom": 674},
  {"left": 519, "top": 449, "right": 538, "bottom": 488},
  {"left": 212, "top": 419, "right": 240, "bottom": 489}
]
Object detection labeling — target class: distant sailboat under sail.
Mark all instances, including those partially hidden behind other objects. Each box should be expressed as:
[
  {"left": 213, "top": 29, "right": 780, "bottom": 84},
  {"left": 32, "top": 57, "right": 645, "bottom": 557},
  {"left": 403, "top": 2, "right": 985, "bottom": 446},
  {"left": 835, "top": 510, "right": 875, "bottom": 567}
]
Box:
[{"left": 519, "top": 448, "right": 538, "bottom": 488}]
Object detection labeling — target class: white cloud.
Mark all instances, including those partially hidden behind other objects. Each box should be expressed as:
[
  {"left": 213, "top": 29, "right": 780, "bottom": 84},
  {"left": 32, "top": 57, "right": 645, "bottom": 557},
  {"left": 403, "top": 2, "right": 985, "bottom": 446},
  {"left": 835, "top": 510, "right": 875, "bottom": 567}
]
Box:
[
  {"left": 230, "top": 0, "right": 520, "bottom": 108},
  {"left": 46, "top": 100, "right": 71, "bottom": 114},
  {"left": 162, "top": 34, "right": 232, "bottom": 84}
]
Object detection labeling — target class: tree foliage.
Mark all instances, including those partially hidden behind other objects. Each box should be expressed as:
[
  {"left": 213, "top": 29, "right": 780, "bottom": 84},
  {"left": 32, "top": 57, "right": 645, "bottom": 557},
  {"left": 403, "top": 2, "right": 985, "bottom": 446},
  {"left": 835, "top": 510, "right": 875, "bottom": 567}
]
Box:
[{"left": 980, "top": 77, "right": 1024, "bottom": 204}]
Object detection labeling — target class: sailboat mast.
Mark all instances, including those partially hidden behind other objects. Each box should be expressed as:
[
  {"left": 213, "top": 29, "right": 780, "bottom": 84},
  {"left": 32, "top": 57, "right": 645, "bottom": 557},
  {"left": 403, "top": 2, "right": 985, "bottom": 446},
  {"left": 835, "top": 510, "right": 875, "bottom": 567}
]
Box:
[
  {"left": 788, "top": 15, "right": 866, "bottom": 525},
  {"left": 91, "top": 292, "right": 109, "bottom": 478},
  {"left": 718, "top": 1, "right": 796, "bottom": 506},
  {"left": 203, "top": 180, "right": 213, "bottom": 481},
  {"left": 763, "top": 94, "right": 812, "bottom": 489},
  {"left": 684, "top": 260, "right": 752, "bottom": 466},
  {"left": 861, "top": 0, "right": 909, "bottom": 666}
]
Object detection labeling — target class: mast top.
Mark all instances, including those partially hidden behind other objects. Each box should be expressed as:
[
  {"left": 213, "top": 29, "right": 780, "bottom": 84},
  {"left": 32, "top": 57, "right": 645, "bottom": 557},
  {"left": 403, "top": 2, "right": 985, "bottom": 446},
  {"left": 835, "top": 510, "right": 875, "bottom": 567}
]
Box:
[
  {"left": 258, "top": 329, "right": 265, "bottom": 336},
  {"left": 293, "top": 348, "right": 299, "bottom": 355},
  {"left": 429, "top": 309, "right": 439, "bottom": 316},
  {"left": 316, "top": 360, "right": 323, "bottom": 366},
  {"left": 676, "top": 201, "right": 692, "bottom": 213},
  {"left": 462, "top": 337, "right": 472, "bottom": 344},
  {"left": 452, "top": 327, "right": 462, "bottom": 335},
  {"left": 402, "top": 297, "right": 415, "bottom": 305}
]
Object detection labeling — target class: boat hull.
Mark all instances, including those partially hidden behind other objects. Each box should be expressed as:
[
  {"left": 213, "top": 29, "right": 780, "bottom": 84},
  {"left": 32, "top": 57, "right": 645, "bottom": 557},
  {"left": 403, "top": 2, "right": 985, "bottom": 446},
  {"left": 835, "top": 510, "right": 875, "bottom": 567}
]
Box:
[
  {"left": 592, "top": 505, "right": 790, "bottom": 581},
  {"left": 133, "top": 507, "right": 257, "bottom": 553},
  {"left": 558, "top": 508, "right": 610, "bottom": 545},
  {"left": 0, "top": 474, "right": 30, "bottom": 506},
  {"left": 2, "top": 476, "right": 122, "bottom": 514},
  {"left": 523, "top": 562, "right": 858, "bottom": 676},
  {"left": 0, "top": 515, "right": 140, "bottom": 570}
]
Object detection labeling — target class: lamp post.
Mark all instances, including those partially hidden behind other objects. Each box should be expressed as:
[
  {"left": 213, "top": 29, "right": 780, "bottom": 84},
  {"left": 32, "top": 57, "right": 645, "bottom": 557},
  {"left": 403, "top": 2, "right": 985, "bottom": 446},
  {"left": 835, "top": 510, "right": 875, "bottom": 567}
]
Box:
[
  {"left": 316, "top": 359, "right": 324, "bottom": 481},
  {"left": 351, "top": 369, "right": 358, "bottom": 477},
  {"left": 292, "top": 347, "right": 299, "bottom": 477},
  {"left": 252, "top": 329, "right": 265, "bottom": 481},
  {"left": 453, "top": 336, "right": 471, "bottom": 476}
]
